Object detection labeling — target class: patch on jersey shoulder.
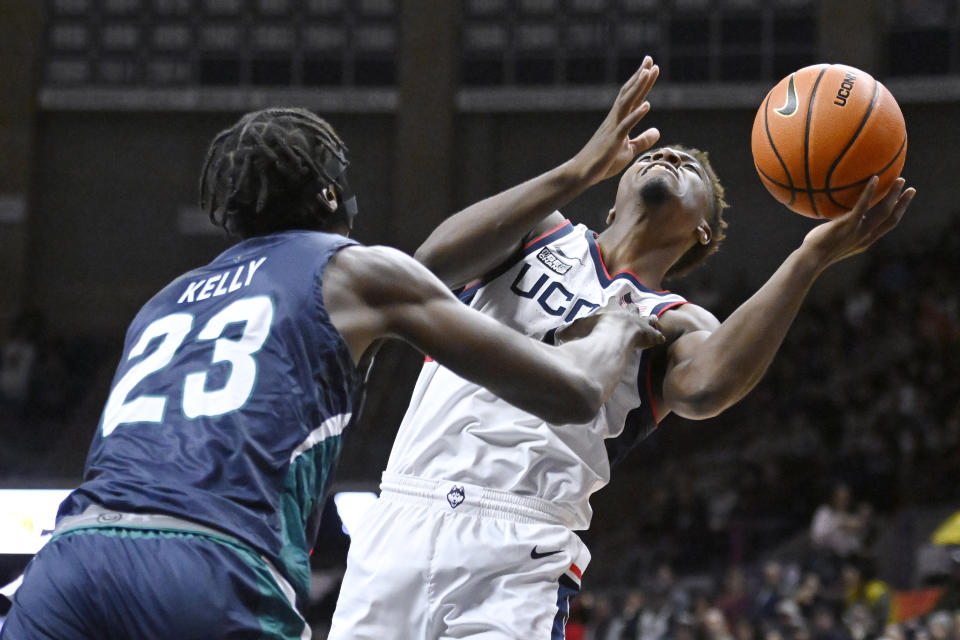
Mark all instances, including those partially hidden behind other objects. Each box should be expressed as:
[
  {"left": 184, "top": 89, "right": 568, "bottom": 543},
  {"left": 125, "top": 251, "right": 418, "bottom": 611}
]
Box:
[
  {"left": 619, "top": 291, "right": 656, "bottom": 317},
  {"left": 446, "top": 485, "right": 465, "bottom": 509},
  {"left": 536, "top": 247, "right": 573, "bottom": 275}
]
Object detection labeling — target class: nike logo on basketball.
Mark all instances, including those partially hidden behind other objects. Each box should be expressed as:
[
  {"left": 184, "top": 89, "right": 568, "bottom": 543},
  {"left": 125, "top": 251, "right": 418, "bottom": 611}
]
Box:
[
  {"left": 775, "top": 74, "right": 798, "bottom": 117},
  {"left": 530, "top": 546, "right": 563, "bottom": 559}
]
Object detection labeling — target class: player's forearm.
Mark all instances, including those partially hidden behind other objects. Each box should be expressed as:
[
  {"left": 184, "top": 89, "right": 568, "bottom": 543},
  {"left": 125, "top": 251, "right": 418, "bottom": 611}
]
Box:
[
  {"left": 406, "top": 301, "right": 642, "bottom": 425},
  {"left": 667, "top": 247, "right": 824, "bottom": 418},
  {"left": 414, "top": 159, "right": 592, "bottom": 288},
  {"left": 554, "top": 327, "right": 645, "bottom": 418}
]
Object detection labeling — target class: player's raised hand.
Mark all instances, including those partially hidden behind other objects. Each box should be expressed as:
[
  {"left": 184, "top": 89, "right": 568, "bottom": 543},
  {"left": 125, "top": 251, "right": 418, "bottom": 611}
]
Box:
[
  {"left": 800, "top": 176, "right": 916, "bottom": 269},
  {"left": 570, "top": 56, "right": 661, "bottom": 186}
]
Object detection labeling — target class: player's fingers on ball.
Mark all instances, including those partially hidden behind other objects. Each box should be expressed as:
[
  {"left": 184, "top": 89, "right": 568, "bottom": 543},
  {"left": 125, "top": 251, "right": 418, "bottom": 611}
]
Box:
[
  {"left": 882, "top": 178, "right": 907, "bottom": 207},
  {"left": 872, "top": 195, "right": 909, "bottom": 238},
  {"left": 851, "top": 176, "right": 880, "bottom": 214},
  {"left": 900, "top": 186, "right": 917, "bottom": 209},
  {"left": 870, "top": 178, "right": 907, "bottom": 226},
  {"left": 880, "top": 188, "right": 915, "bottom": 233}
]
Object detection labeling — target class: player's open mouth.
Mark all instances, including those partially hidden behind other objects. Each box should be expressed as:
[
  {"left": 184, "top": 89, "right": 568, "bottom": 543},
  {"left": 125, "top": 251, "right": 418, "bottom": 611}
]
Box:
[{"left": 640, "top": 162, "right": 679, "bottom": 180}]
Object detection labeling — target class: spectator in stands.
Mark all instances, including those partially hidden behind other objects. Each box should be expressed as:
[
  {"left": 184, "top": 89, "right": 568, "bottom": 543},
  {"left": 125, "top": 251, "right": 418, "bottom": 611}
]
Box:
[
  {"left": 792, "top": 572, "right": 826, "bottom": 621},
  {"left": 811, "top": 484, "right": 869, "bottom": 581},
  {"left": 649, "top": 562, "right": 691, "bottom": 619},
  {"left": 841, "top": 558, "right": 893, "bottom": 633},
  {"left": 735, "top": 617, "right": 759, "bottom": 640},
  {"left": 773, "top": 599, "right": 808, "bottom": 640},
  {"left": 704, "top": 607, "right": 736, "bottom": 640},
  {"left": 811, "top": 484, "right": 865, "bottom": 557},
  {"left": 926, "top": 611, "right": 956, "bottom": 640},
  {"left": 716, "top": 566, "right": 752, "bottom": 628},
  {"left": 580, "top": 592, "right": 618, "bottom": 640},
  {"left": 754, "top": 560, "right": 787, "bottom": 623},
  {"left": 810, "top": 605, "right": 851, "bottom": 640}
]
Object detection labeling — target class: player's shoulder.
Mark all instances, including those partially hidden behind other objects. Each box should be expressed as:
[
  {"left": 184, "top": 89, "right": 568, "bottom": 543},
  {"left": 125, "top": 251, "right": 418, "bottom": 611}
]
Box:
[
  {"left": 326, "top": 244, "right": 443, "bottom": 306},
  {"left": 262, "top": 228, "right": 358, "bottom": 258},
  {"left": 523, "top": 211, "right": 574, "bottom": 244},
  {"left": 658, "top": 301, "right": 719, "bottom": 338},
  {"left": 329, "top": 243, "right": 415, "bottom": 277}
]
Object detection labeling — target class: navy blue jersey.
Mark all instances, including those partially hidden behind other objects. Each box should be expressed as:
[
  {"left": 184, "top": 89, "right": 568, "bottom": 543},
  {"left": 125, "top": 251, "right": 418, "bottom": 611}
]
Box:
[{"left": 58, "top": 230, "right": 359, "bottom": 601}]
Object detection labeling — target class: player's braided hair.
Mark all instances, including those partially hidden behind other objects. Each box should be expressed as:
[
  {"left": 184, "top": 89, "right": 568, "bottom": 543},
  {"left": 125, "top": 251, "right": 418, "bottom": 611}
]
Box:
[
  {"left": 665, "top": 145, "right": 729, "bottom": 279},
  {"left": 199, "top": 108, "right": 350, "bottom": 238}
]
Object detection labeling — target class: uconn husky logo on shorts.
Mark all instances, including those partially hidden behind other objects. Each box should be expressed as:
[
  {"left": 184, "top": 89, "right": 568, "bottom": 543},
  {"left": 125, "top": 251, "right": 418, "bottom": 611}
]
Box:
[{"left": 446, "top": 485, "right": 465, "bottom": 509}]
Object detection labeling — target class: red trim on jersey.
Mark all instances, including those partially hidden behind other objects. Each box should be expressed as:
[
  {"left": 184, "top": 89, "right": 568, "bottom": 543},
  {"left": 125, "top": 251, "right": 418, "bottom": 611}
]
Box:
[
  {"left": 524, "top": 220, "right": 571, "bottom": 249},
  {"left": 569, "top": 563, "right": 582, "bottom": 579},
  {"left": 593, "top": 241, "right": 670, "bottom": 294},
  {"left": 655, "top": 301, "right": 687, "bottom": 317}
]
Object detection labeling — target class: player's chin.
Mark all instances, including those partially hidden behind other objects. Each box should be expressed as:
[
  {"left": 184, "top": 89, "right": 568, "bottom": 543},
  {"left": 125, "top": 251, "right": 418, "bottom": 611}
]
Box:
[{"left": 638, "top": 174, "right": 675, "bottom": 208}]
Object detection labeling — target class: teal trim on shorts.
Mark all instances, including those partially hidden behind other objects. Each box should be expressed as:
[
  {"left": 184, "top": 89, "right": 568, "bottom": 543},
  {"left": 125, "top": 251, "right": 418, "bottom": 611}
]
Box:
[{"left": 52, "top": 526, "right": 308, "bottom": 639}]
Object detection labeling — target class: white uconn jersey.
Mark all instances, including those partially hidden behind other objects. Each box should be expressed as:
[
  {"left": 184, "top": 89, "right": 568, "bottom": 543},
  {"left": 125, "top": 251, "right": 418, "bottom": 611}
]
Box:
[{"left": 386, "top": 219, "right": 687, "bottom": 530}]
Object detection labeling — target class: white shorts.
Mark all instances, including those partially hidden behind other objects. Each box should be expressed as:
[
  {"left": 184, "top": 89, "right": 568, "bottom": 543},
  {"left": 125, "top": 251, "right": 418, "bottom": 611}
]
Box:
[{"left": 328, "top": 473, "right": 590, "bottom": 640}]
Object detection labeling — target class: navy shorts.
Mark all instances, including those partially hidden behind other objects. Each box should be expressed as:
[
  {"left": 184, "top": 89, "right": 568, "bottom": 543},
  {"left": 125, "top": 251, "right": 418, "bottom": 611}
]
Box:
[{"left": 1, "top": 527, "right": 308, "bottom": 640}]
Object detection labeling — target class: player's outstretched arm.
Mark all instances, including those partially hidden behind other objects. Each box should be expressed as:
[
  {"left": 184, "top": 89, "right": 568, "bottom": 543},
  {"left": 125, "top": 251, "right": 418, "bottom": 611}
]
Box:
[
  {"left": 415, "top": 57, "right": 661, "bottom": 289},
  {"left": 324, "top": 244, "right": 664, "bottom": 424},
  {"left": 657, "top": 177, "right": 916, "bottom": 420}
]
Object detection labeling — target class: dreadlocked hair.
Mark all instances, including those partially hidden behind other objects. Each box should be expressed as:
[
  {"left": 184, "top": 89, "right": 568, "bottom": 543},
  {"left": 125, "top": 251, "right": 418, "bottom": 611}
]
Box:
[
  {"left": 199, "top": 108, "right": 350, "bottom": 238},
  {"left": 665, "top": 145, "right": 729, "bottom": 280}
]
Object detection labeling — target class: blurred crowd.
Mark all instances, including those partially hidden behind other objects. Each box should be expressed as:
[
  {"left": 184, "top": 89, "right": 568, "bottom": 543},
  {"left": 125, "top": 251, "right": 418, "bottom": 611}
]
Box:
[{"left": 562, "top": 550, "right": 960, "bottom": 640}]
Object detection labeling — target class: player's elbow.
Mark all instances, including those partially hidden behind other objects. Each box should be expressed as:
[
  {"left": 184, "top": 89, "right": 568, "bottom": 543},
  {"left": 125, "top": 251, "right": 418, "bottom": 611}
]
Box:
[{"left": 667, "top": 380, "right": 734, "bottom": 421}]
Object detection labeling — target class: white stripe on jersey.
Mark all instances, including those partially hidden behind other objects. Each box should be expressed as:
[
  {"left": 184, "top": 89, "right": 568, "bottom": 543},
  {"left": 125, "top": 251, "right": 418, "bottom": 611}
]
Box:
[
  {"left": 290, "top": 413, "right": 351, "bottom": 463},
  {"left": 386, "top": 219, "right": 687, "bottom": 530}
]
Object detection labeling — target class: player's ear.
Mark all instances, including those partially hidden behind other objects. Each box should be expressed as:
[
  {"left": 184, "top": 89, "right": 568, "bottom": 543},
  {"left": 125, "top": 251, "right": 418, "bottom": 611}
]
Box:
[
  {"left": 697, "top": 221, "right": 712, "bottom": 245},
  {"left": 606, "top": 207, "right": 616, "bottom": 225},
  {"left": 318, "top": 184, "right": 339, "bottom": 214}
]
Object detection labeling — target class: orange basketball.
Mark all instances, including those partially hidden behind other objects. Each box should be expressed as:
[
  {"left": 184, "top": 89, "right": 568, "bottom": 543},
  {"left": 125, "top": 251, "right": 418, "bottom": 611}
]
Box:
[{"left": 751, "top": 63, "right": 907, "bottom": 219}]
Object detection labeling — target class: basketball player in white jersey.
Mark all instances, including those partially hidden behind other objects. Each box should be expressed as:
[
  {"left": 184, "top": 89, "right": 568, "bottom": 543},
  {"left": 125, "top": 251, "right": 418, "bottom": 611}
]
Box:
[{"left": 329, "top": 57, "right": 916, "bottom": 639}]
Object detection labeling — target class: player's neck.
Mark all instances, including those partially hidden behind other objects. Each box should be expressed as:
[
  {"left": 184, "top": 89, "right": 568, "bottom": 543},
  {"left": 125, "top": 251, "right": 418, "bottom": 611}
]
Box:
[{"left": 596, "top": 226, "right": 683, "bottom": 290}]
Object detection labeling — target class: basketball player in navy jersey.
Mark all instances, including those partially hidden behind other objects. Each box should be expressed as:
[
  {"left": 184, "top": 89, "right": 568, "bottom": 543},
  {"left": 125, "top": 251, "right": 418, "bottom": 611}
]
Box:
[
  {"left": 329, "top": 58, "right": 916, "bottom": 638},
  {"left": 0, "top": 108, "right": 665, "bottom": 639}
]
